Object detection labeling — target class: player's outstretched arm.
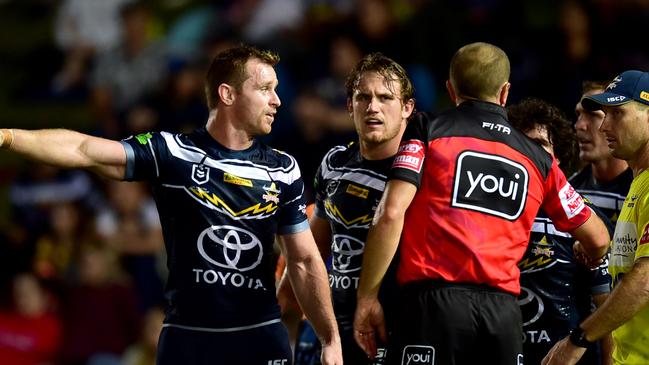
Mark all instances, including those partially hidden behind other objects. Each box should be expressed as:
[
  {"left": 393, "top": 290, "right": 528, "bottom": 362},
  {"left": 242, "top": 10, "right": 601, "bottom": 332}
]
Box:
[
  {"left": 570, "top": 211, "right": 610, "bottom": 265},
  {"left": 278, "top": 229, "right": 342, "bottom": 365},
  {"left": 1, "top": 128, "right": 126, "bottom": 180}
]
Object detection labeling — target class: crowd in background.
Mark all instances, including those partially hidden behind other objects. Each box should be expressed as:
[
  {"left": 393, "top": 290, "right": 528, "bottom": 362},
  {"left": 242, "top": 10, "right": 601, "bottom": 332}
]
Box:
[{"left": 0, "top": 0, "right": 647, "bottom": 364}]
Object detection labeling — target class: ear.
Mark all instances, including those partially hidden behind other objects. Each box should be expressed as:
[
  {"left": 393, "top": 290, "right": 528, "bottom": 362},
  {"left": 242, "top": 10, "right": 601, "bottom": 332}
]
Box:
[
  {"left": 218, "top": 83, "right": 235, "bottom": 106},
  {"left": 446, "top": 80, "right": 457, "bottom": 105},
  {"left": 402, "top": 98, "right": 415, "bottom": 119},
  {"left": 499, "top": 82, "right": 511, "bottom": 106}
]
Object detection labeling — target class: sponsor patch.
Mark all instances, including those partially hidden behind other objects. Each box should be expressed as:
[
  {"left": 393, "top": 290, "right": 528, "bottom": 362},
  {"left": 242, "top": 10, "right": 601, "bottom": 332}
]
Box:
[
  {"left": 451, "top": 151, "right": 528, "bottom": 220},
  {"left": 640, "top": 223, "right": 649, "bottom": 245},
  {"left": 135, "top": 132, "right": 153, "bottom": 145},
  {"left": 641, "top": 91, "right": 649, "bottom": 102},
  {"left": 607, "top": 96, "right": 626, "bottom": 103},
  {"left": 393, "top": 140, "right": 425, "bottom": 173},
  {"left": 558, "top": 183, "right": 585, "bottom": 219},
  {"left": 223, "top": 172, "right": 253, "bottom": 187},
  {"left": 402, "top": 345, "right": 434, "bottom": 365},
  {"left": 345, "top": 183, "right": 369, "bottom": 199}
]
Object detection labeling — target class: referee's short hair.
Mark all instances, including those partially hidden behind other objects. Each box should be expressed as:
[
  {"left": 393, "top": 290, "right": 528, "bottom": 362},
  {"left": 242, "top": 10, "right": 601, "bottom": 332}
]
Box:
[{"left": 449, "top": 42, "right": 510, "bottom": 101}]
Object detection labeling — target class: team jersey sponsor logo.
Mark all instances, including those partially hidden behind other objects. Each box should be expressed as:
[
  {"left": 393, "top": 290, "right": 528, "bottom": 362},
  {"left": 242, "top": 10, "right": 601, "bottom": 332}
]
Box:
[
  {"left": 135, "top": 132, "right": 153, "bottom": 145},
  {"left": 197, "top": 225, "right": 263, "bottom": 272},
  {"left": 332, "top": 234, "right": 365, "bottom": 273},
  {"left": 558, "top": 183, "right": 585, "bottom": 219},
  {"left": 223, "top": 172, "right": 253, "bottom": 187},
  {"left": 481, "top": 121, "right": 511, "bottom": 134},
  {"left": 188, "top": 186, "right": 278, "bottom": 219},
  {"left": 451, "top": 151, "right": 528, "bottom": 220},
  {"left": 401, "top": 345, "right": 435, "bottom": 365},
  {"left": 393, "top": 140, "right": 425, "bottom": 173},
  {"left": 627, "top": 195, "right": 638, "bottom": 208},
  {"left": 192, "top": 164, "right": 210, "bottom": 185},
  {"left": 640, "top": 223, "right": 649, "bottom": 245},
  {"left": 518, "top": 287, "right": 551, "bottom": 344},
  {"left": 346, "top": 183, "right": 369, "bottom": 199}
]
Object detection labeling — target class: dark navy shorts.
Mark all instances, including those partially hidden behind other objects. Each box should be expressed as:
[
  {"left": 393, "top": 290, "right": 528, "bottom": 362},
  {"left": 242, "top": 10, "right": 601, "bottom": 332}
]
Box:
[{"left": 157, "top": 320, "right": 293, "bottom": 365}]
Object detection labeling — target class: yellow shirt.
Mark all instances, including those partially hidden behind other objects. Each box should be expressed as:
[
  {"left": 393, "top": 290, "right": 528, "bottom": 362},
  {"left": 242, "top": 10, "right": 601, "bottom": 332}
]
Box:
[{"left": 610, "top": 169, "right": 649, "bottom": 364}]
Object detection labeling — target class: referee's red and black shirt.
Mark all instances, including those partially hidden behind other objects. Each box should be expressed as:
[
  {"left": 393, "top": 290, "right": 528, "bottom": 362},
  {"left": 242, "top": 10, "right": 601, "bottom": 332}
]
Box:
[{"left": 391, "top": 100, "right": 590, "bottom": 295}]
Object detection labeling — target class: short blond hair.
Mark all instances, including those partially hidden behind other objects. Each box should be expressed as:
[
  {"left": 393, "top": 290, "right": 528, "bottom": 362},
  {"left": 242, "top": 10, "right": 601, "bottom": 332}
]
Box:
[{"left": 449, "top": 42, "right": 510, "bottom": 100}]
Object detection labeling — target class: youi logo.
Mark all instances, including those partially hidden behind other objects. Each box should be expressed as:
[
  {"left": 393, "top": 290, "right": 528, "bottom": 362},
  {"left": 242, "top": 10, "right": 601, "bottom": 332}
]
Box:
[
  {"left": 452, "top": 151, "right": 529, "bottom": 220},
  {"left": 402, "top": 345, "right": 435, "bottom": 365}
]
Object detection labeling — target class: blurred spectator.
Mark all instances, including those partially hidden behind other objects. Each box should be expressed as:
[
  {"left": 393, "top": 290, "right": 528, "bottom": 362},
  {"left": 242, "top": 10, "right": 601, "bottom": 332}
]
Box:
[
  {"left": 90, "top": 1, "right": 169, "bottom": 138},
  {"left": 60, "top": 243, "right": 140, "bottom": 365},
  {"left": 121, "top": 306, "right": 165, "bottom": 365},
  {"left": 96, "top": 181, "right": 165, "bottom": 312},
  {"left": 32, "top": 201, "right": 93, "bottom": 285},
  {"left": 0, "top": 273, "right": 62, "bottom": 365},
  {"left": 52, "top": 0, "right": 135, "bottom": 98}
]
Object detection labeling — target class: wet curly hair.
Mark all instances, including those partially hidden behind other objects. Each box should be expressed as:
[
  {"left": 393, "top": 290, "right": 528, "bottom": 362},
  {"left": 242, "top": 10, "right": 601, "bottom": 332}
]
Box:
[{"left": 508, "top": 97, "right": 579, "bottom": 176}]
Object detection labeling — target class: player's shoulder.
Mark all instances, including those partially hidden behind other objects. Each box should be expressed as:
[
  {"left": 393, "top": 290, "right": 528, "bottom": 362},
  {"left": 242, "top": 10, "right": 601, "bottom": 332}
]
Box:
[
  {"left": 255, "top": 141, "right": 300, "bottom": 171},
  {"left": 322, "top": 141, "right": 359, "bottom": 165}
]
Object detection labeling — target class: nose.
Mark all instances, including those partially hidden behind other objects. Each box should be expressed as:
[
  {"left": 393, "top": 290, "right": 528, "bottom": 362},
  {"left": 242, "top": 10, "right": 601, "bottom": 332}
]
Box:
[
  {"left": 366, "top": 97, "right": 379, "bottom": 113},
  {"left": 574, "top": 114, "right": 587, "bottom": 131},
  {"left": 270, "top": 90, "right": 281, "bottom": 107}
]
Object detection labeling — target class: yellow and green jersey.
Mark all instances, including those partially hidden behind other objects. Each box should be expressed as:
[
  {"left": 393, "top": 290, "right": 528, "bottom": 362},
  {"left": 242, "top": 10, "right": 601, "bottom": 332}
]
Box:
[{"left": 610, "top": 169, "right": 649, "bottom": 364}]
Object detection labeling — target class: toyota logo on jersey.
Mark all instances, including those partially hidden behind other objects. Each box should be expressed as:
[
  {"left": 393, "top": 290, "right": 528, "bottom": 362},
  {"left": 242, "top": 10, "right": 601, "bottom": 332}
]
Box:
[
  {"left": 332, "top": 234, "right": 365, "bottom": 273},
  {"left": 197, "top": 225, "right": 263, "bottom": 272},
  {"left": 452, "top": 151, "right": 529, "bottom": 220}
]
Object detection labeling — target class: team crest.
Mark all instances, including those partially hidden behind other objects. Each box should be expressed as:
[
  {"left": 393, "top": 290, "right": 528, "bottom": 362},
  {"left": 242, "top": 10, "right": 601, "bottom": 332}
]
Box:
[{"left": 192, "top": 164, "right": 210, "bottom": 185}]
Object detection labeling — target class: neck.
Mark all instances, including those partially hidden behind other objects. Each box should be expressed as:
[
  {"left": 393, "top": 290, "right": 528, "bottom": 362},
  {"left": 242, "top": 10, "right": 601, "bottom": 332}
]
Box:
[
  {"left": 455, "top": 95, "right": 500, "bottom": 106},
  {"left": 360, "top": 138, "right": 402, "bottom": 161},
  {"left": 590, "top": 158, "right": 629, "bottom": 183},
  {"left": 205, "top": 110, "right": 254, "bottom": 150}
]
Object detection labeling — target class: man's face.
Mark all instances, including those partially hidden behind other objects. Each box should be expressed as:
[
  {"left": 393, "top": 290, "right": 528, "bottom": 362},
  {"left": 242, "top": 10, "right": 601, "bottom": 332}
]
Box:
[
  {"left": 349, "top": 71, "right": 413, "bottom": 146},
  {"left": 233, "top": 58, "right": 281, "bottom": 136},
  {"left": 599, "top": 102, "right": 649, "bottom": 161},
  {"left": 575, "top": 89, "right": 608, "bottom": 162}
]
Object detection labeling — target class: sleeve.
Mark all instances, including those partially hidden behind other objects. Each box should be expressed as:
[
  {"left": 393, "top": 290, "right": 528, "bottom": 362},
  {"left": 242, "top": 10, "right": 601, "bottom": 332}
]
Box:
[
  {"left": 313, "top": 154, "right": 328, "bottom": 219},
  {"left": 120, "top": 132, "right": 166, "bottom": 182},
  {"left": 389, "top": 112, "right": 431, "bottom": 188},
  {"left": 634, "top": 193, "right": 649, "bottom": 260},
  {"left": 542, "top": 159, "right": 591, "bottom": 232},
  {"left": 277, "top": 161, "right": 309, "bottom": 235}
]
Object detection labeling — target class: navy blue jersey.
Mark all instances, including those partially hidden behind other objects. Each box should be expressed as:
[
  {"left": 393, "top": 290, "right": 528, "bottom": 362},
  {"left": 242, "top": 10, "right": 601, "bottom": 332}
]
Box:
[
  {"left": 314, "top": 143, "right": 393, "bottom": 324},
  {"left": 518, "top": 202, "right": 613, "bottom": 364},
  {"left": 121, "top": 128, "right": 308, "bottom": 330},
  {"left": 569, "top": 165, "right": 633, "bottom": 225}
]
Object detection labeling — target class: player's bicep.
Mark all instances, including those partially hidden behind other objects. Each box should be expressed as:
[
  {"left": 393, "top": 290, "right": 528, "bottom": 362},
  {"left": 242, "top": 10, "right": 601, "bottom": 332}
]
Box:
[
  {"left": 81, "top": 137, "right": 127, "bottom": 180},
  {"left": 277, "top": 229, "right": 319, "bottom": 265}
]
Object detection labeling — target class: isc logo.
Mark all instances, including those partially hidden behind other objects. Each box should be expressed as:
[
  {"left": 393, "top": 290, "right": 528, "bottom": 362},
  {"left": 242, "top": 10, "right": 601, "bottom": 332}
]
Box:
[
  {"left": 267, "top": 360, "right": 288, "bottom": 365},
  {"left": 452, "top": 151, "right": 529, "bottom": 220}
]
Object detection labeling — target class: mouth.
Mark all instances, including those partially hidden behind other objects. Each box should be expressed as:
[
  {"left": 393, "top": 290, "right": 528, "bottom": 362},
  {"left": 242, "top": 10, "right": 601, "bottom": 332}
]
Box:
[{"left": 365, "top": 118, "right": 383, "bottom": 127}]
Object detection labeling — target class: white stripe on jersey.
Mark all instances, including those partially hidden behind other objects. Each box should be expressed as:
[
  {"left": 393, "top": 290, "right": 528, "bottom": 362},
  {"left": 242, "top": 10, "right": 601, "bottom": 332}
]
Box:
[
  {"left": 531, "top": 217, "right": 572, "bottom": 238},
  {"left": 577, "top": 189, "right": 626, "bottom": 211},
  {"left": 161, "top": 132, "right": 301, "bottom": 185},
  {"left": 319, "top": 146, "right": 387, "bottom": 192}
]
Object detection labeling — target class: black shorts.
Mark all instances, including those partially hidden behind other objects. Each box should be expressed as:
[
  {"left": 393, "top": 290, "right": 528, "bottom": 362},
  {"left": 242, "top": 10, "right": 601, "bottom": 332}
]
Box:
[
  {"left": 388, "top": 281, "right": 523, "bottom": 365},
  {"left": 157, "top": 320, "right": 292, "bottom": 365}
]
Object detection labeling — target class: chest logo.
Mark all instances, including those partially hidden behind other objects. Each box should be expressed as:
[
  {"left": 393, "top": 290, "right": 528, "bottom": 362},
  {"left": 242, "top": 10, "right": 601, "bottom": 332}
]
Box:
[
  {"left": 224, "top": 172, "right": 253, "bottom": 187},
  {"left": 346, "top": 184, "right": 369, "bottom": 199},
  {"left": 192, "top": 164, "right": 210, "bottom": 185},
  {"left": 197, "top": 225, "right": 263, "bottom": 272}
]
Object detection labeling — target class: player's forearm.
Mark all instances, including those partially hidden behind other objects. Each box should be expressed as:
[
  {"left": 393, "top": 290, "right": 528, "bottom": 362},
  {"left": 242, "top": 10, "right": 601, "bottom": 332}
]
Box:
[
  {"left": 572, "top": 212, "right": 610, "bottom": 260},
  {"left": 580, "top": 258, "right": 649, "bottom": 341},
  {"left": 356, "top": 205, "right": 403, "bottom": 299},
  {"left": 288, "top": 253, "right": 340, "bottom": 345},
  {"left": 4, "top": 128, "right": 126, "bottom": 180}
]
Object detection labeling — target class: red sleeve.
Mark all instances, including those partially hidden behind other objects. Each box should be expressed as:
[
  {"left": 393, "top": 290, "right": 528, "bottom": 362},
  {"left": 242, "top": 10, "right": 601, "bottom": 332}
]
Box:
[
  {"left": 542, "top": 159, "right": 591, "bottom": 231},
  {"left": 390, "top": 112, "right": 430, "bottom": 188}
]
